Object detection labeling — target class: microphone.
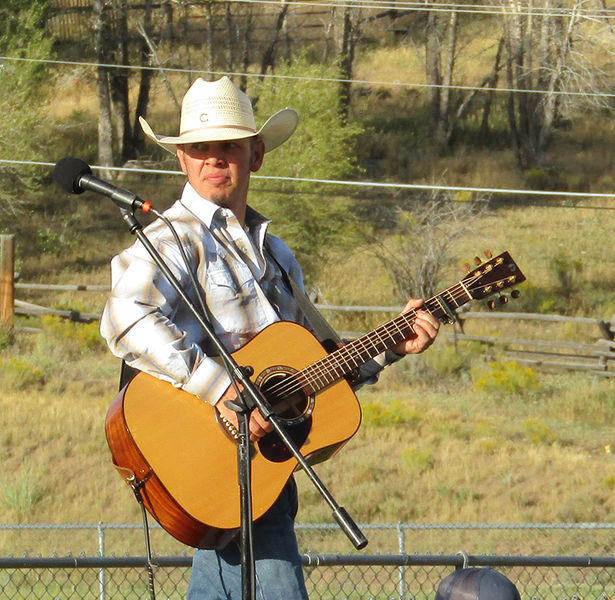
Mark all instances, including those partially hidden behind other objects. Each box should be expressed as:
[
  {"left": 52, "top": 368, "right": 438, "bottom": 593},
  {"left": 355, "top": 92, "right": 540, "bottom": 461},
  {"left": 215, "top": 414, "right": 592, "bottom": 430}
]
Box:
[{"left": 52, "top": 157, "right": 152, "bottom": 213}]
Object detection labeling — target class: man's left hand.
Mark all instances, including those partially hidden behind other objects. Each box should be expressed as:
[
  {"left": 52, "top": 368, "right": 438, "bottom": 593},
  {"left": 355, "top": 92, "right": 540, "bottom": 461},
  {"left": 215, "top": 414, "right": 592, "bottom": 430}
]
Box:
[{"left": 392, "top": 298, "right": 440, "bottom": 355}]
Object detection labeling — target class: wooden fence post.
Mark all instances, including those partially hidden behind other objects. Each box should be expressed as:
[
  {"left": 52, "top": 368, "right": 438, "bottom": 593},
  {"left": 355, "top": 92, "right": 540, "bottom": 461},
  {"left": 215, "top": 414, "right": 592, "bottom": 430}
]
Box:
[{"left": 0, "top": 234, "right": 15, "bottom": 328}]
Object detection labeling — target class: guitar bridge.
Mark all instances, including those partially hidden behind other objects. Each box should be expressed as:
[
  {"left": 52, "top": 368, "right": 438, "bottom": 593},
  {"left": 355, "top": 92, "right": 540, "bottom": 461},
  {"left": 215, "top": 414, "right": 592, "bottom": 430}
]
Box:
[{"left": 216, "top": 412, "right": 240, "bottom": 441}]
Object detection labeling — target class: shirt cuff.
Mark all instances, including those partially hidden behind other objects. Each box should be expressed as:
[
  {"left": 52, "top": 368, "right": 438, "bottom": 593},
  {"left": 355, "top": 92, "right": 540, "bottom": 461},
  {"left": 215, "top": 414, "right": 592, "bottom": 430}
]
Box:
[{"left": 182, "top": 358, "right": 232, "bottom": 406}]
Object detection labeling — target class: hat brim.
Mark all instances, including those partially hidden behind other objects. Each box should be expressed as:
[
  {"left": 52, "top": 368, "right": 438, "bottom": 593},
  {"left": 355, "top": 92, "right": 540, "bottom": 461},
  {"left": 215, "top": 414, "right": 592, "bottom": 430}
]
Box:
[{"left": 139, "top": 108, "right": 298, "bottom": 155}]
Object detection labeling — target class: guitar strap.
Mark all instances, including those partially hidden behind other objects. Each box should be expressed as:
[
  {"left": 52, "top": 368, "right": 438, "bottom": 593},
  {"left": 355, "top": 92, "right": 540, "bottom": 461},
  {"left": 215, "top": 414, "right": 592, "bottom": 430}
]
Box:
[
  {"left": 264, "top": 236, "right": 343, "bottom": 354},
  {"left": 264, "top": 237, "right": 404, "bottom": 377}
]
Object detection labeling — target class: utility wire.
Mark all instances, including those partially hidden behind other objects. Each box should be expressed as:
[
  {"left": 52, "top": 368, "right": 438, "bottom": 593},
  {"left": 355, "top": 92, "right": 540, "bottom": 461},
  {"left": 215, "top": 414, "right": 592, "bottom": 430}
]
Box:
[
  {"left": 156, "top": 0, "right": 615, "bottom": 20},
  {"left": 2, "top": 56, "right": 614, "bottom": 99},
  {"left": 3, "top": 158, "right": 615, "bottom": 205}
]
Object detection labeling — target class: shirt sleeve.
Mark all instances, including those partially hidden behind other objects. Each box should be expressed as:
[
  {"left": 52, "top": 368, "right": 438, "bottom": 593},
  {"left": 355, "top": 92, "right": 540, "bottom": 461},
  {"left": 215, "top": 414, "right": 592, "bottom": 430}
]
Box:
[{"left": 100, "top": 238, "right": 231, "bottom": 405}]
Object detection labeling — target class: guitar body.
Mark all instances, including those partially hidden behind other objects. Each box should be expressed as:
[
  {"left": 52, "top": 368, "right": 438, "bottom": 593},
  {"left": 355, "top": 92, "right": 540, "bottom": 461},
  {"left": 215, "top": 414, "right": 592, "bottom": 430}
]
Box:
[{"left": 105, "top": 320, "right": 362, "bottom": 549}]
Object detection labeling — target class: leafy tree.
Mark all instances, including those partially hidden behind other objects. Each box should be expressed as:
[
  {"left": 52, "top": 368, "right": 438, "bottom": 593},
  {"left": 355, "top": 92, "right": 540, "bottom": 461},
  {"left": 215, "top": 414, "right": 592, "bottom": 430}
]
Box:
[
  {"left": 0, "top": 0, "right": 54, "bottom": 220},
  {"left": 249, "top": 58, "right": 364, "bottom": 284}
]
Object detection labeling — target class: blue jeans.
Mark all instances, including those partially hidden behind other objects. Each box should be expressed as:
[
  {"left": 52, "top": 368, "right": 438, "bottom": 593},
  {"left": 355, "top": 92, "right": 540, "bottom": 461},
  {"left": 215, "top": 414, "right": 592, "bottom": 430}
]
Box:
[{"left": 187, "top": 479, "right": 308, "bottom": 600}]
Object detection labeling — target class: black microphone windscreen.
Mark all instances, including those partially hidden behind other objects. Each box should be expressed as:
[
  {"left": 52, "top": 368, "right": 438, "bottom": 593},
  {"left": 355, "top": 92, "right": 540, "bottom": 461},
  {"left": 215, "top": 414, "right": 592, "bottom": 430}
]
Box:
[{"left": 53, "top": 157, "right": 92, "bottom": 194}]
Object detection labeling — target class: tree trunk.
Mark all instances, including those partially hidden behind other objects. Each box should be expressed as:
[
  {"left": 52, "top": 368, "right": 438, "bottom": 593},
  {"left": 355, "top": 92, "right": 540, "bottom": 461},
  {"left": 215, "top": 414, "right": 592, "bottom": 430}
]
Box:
[
  {"left": 161, "top": 0, "right": 174, "bottom": 42},
  {"left": 132, "top": 0, "right": 153, "bottom": 158},
  {"left": 93, "top": 0, "right": 114, "bottom": 171},
  {"left": 480, "top": 37, "right": 504, "bottom": 137},
  {"left": 110, "top": 0, "right": 131, "bottom": 163},
  {"left": 425, "top": 7, "right": 442, "bottom": 139},
  {"left": 205, "top": 2, "right": 215, "bottom": 76},
  {"left": 438, "top": 9, "right": 457, "bottom": 145},
  {"left": 239, "top": 5, "right": 253, "bottom": 92},
  {"left": 338, "top": 7, "right": 360, "bottom": 123},
  {"left": 225, "top": 2, "right": 235, "bottom": 74},
  {"left": 260, "top": 3, "right": 289, "bottom": 75},
  {"left": 538, "top": 3, "right": 579, "bottom": 152}
]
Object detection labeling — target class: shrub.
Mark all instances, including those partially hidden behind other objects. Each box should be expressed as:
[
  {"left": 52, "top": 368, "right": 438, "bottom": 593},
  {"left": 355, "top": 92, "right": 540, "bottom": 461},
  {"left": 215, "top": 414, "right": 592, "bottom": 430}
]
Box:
[
  {"left": 549, "top": 254, "right": 584, "bottom": 299},
  {"left": 471, "top": 359, "right": 538, "bottom": 397},
  {"left": 1, "top": 468, "right": 43, "bottom": 517},
  {"left": 603, "top": 475, "right": 615, "bottom": 490},
  {"left": 362, "top": 399, "right": 423, "bottom": 428},
  {"left": 39, "top": 315, "right": 105, "bottom": 353},
  {"left": 522, "top": 418, "right": 557, "bottom": 445},
  {"left": 0, "top": 325, "right": 13, "bottom": 350},
  {"left": 424, "top": 343, "right": 472, "bottom": 377},
  {"left": 0, "top": 356, "right": 45, "bottom": 390},
  {"left": 401, "top": 446, "right": 435, "bottom": 473}
]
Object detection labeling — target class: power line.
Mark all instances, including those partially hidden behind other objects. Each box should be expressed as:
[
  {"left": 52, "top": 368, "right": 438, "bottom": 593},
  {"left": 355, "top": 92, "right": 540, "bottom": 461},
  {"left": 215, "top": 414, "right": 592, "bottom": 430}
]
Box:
[
  {"left": 1, "top": 55, "right": 613, "bottom": 99},
  {"left": 150, "top": 0, "right": 615, "bottom": 20},
  {"left": 3, "top": 158, "right": 615, "bottom": 207}
]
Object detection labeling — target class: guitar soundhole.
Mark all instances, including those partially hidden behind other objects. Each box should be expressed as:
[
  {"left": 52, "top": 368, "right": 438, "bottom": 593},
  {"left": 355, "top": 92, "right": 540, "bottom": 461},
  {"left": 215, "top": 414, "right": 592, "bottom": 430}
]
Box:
[
  {"left": 256, "top": 366, "right": 314, "bottom": 463},
  {"left": 256, "top": 366, "right": 314, "bottom": 424}
]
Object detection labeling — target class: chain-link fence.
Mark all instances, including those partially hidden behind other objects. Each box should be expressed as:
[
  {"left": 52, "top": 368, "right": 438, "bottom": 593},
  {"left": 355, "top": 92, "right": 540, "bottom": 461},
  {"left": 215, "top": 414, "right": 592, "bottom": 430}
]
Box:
[{"left": 1, "top": 522, "right": 614, "bottom": 599}]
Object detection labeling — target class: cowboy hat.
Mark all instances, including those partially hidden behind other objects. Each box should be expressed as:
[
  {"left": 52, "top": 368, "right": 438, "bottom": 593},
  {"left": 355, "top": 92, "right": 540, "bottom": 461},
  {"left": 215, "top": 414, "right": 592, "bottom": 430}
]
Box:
[{"left": 139, "top": 76, "right": 298, "bottom": 154}]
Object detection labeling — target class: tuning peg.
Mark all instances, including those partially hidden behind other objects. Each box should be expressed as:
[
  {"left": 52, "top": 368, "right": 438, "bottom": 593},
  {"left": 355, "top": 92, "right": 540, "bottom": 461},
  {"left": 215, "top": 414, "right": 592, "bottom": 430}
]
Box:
[
  {"left": 484, "top": 250, "right": 493, "bottom": 259},
  {"left": 498, "top": 295, "right": 509, "bottom": 305},
  {"left": 511, "top": 289, "right": 520, "bottom": 299},
  {"left": 462, "top": 262, "right": 471, "bottom": 273},
  {"left": 486, "top": 299, "right": 496, "bottom": 310},
  {"left": 474, "top": 256, "right": 482, "bottom": 265}
]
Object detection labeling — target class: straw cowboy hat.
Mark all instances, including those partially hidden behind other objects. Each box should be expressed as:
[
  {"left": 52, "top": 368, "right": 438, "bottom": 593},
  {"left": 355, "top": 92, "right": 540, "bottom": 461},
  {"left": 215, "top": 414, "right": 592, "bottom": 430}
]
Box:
[{"left": 139, "top": 76, "right": 298, "bottom": 154}]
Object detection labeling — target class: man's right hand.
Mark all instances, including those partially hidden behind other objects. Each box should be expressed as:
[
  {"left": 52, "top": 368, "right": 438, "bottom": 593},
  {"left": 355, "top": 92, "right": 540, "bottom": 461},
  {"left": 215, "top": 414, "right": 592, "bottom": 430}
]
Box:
[{"left": 215, "top": 383, "right": 274, "bottom": 442}]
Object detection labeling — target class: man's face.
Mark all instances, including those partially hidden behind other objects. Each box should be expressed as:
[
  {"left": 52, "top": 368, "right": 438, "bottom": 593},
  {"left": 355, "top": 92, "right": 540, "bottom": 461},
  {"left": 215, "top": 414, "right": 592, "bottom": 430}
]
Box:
[{"left": 176, "top": 138, "right": 265, "bottom": 218}]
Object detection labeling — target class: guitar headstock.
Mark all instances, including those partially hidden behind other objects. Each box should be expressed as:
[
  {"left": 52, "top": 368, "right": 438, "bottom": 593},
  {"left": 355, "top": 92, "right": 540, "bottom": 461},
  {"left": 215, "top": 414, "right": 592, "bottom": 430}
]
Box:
[{"left": 462, "top": 251, "right": 525, "bottom": 304}]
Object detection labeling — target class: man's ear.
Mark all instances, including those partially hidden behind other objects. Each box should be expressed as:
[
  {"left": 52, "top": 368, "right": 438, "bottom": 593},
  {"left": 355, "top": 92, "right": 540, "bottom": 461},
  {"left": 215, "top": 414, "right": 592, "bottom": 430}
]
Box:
[
  {"left": 250, "top": 139, "right": 265, "bottom": 172},
  {"left": 176, "top": 145, "right": 188, "bottom": 175}
]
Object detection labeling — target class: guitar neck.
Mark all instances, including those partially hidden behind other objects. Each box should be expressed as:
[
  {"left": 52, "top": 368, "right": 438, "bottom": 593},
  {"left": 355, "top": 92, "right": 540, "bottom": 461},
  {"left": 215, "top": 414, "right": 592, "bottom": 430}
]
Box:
[
  {"left": 296, "top": 250, "right": 525, "bottom": 395},
  {"left": 299, "top": 283, "right": 471, "bottom": 394}
]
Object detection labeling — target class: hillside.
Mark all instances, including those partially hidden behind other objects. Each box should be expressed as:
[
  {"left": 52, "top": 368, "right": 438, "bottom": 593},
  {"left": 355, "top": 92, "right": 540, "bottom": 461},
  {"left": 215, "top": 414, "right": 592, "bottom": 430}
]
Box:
[{"left": 3, "top": 193, "right": 615, "bottom": 557}]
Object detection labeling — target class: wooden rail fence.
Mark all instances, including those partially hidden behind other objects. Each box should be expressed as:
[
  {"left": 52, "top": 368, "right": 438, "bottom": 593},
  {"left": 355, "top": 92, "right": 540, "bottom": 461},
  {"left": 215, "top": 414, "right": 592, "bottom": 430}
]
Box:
[{"left": 1, "top": 234, "right": 614, "bottom": 376}]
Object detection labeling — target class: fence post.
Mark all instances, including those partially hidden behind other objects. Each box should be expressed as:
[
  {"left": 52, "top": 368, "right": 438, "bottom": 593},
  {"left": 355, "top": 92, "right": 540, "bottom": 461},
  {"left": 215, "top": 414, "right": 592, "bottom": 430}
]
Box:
[
  {"left": 0, "top": 234, "right": 15, "bottom": 329},
  {"left": 397, "top": 522, "right": 405, "bottom": 600},
  {"left": 98, "top": 522, "right": 106, "bottom": 600}
]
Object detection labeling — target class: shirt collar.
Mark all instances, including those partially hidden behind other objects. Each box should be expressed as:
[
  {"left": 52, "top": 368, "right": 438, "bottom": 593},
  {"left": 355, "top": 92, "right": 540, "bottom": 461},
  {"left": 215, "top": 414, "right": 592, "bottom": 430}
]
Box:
[
  {"left": 179, "top": 182, "right": 220, "bottom": 228},
  {"left": 178, "top": 182, "right": 270, "bottom": 243}
]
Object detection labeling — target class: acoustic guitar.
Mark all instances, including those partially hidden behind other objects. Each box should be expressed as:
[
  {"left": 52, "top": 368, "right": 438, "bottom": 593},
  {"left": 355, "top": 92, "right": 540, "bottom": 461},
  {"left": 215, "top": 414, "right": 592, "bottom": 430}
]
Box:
[{"left": 105, "top": 251, "right": 525, "bottom": 549}]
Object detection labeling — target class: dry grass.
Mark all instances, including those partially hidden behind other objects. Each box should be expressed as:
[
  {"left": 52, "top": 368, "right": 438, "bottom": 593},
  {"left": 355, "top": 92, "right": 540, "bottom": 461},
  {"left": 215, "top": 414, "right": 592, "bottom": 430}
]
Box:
[
  {"left": 2, "top": 44, "right": 615, "bottom": 559},
  {"left": 296, "top": 369, "right": 615, "bottom": 529}
]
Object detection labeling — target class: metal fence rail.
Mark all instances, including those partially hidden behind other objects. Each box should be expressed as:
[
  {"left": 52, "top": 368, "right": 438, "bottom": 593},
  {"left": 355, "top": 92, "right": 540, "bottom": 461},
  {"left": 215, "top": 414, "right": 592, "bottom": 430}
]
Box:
[
  {"left": 2, "top": 553, "right": 615, "bottom": 599},
  {"left": 1, "top": 522, "right": 615, "bottom": 599}
]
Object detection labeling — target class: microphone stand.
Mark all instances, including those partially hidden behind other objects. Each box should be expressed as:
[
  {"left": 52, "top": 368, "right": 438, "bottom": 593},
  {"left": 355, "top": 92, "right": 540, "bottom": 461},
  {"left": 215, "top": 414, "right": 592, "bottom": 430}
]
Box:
[{"left": 118, "top": 206, "right": 368, "bottom": 600}]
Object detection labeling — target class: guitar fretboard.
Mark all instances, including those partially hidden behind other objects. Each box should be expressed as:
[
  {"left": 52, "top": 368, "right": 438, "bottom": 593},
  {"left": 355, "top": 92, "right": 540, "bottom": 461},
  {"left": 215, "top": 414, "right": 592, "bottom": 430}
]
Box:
[
  {"left": 265, "top": 250, "right": 523, "bottom": 402},
  {"left": 296, "top": 282, "right": 472, "bottom": 395}
]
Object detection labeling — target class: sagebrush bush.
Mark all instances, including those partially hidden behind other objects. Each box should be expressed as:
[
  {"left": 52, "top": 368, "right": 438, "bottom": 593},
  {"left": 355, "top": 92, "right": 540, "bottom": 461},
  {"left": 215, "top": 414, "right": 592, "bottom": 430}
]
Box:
[
  {"left": 522, "top": 417, "right": 557, "bottom": 445},
  {"left": 0, "top": 356, "right": 45, "bottom": 390},
  {"left": 39, "top": 315, "right": 106, "bottom": 353},
  {"left": 1, "top": 467, "right": 44, "bottom": 517},
  {"left": 362, "top": 399, "right": 423, "bottom": 428},
  {"left": 471, "top": 359, "right": 539, "bottom": 397},
  {"left": 401, "top": 446, "right": 435, "bottom": 473},
  {"left": 424, "top": 343, "right": 471, "bottom": 377}
]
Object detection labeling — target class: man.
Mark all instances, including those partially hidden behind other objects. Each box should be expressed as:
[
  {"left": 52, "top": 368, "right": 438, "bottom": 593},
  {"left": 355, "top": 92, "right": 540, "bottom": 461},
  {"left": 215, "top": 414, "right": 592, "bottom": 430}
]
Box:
[{"left": 100, "top": 76, "right": 440, "bottom": 599}]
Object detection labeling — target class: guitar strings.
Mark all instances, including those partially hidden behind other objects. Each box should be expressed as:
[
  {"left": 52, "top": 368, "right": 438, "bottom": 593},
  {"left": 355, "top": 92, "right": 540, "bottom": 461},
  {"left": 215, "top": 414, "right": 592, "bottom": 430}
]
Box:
[
  {"left": 262, "top": 276, "right": 492, "bottom": 403},
  {"left": 262, "top": 273, "right": 513, "bottom": 404}
]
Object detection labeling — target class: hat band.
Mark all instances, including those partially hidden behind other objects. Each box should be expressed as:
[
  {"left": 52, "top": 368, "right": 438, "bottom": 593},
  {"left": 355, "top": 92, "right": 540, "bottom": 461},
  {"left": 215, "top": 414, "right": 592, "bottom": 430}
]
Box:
[{"left": 179, "top": 124, "right": 258, "bottom": 137}]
